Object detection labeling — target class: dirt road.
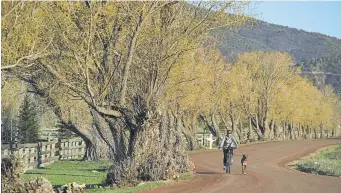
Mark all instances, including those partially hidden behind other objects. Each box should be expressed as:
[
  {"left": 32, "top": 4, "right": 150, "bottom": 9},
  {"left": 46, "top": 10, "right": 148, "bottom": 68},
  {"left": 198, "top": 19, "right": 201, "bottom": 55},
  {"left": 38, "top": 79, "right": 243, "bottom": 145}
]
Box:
[{"left": 141, "top": 139, "right": 341, "bottom": 193}]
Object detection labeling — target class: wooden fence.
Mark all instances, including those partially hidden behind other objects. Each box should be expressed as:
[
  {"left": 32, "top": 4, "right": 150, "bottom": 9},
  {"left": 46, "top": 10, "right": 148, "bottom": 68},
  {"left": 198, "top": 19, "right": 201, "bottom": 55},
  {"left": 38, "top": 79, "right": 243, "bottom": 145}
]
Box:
[
  {"left": 182, "top": 133, "right": 216, "bottom": 149},
  {"left": 58, "top": 138, "right": 86, "bottom": 160},
  {"left": 1, "top": 138, "right": 85, "bottom": 169}
]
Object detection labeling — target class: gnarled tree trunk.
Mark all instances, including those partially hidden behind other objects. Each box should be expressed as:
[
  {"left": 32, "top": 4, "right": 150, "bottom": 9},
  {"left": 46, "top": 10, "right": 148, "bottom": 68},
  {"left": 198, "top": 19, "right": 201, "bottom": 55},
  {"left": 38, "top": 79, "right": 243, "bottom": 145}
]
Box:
[
  {"left": 200, "top": 113, "right": 221, "bottom": 146},
  {"left": 29, "top": 84, "right": 107, "bottom": 161},
  {"left": 179, "top": 112, "right": 198, "bottom": 151},
  {"left": 250, "top": 115, "right": 263, "bottom": 140},
  {"left": 106, "top": 110, "right": 190, "bottom": 185},
  {"left": 248, "top": 117, "right": 253, "bottom": 141}
]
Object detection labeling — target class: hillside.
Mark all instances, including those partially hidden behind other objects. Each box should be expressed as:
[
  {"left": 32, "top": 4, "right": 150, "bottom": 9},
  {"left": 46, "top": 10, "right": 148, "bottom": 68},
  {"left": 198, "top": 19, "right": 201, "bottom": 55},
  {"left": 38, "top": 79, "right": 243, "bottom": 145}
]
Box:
[
  {"left": 213, "top": 20, "right": 341, "bottom": 93},
  {"left": 213, "top": 20, "right": 341, "bottom": 62},
  {"left": 299, "top": 54, "right": 341, "bottom": 93}
]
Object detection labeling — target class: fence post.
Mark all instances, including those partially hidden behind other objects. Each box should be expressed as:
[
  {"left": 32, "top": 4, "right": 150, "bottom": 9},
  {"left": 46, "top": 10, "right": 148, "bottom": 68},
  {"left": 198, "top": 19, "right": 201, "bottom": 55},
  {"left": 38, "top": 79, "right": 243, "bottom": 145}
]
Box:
[
  {"left": 57, "top": 138, "right": 61, "bottom": 159},
  {"left": 37, "top": 142, "right": 42, "bottom": 168},
  {"left": 206, "top": 134, "right": 216, "bottom": 149}
]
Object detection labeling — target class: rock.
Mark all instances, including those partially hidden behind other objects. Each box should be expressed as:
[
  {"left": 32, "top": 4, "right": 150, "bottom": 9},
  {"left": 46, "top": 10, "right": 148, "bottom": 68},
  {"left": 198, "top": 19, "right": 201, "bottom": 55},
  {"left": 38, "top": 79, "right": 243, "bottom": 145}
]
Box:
[
  {"left": 23, "top": 177, "right": 54, "bottom": 193},
  {"left": 56, "top": 182, "right": 86, "bottom": 193},
  {"left": 172, "top": 175, "right": 179, "bottom": 180}
]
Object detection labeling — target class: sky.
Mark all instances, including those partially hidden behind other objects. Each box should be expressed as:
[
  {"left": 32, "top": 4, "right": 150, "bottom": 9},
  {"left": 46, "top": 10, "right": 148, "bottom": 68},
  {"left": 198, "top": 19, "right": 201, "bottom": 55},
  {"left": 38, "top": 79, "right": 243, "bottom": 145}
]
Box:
[{"left": 248, "top": 1, "right": 341, "bottom": 39}]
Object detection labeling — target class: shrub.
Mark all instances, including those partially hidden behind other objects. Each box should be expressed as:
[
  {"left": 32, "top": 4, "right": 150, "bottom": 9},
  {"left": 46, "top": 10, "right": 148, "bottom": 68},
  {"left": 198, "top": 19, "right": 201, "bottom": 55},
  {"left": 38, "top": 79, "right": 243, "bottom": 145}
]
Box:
[{"left": 1, "top": 155, "right": 54, "bottom": 193}]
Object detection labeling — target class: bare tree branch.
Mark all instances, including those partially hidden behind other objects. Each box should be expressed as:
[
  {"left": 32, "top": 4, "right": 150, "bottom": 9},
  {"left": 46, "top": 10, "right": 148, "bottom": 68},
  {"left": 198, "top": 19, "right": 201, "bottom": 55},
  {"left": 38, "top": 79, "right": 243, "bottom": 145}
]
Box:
[{"left": 1, "top": 37, "right": 53, "bottom": 71}]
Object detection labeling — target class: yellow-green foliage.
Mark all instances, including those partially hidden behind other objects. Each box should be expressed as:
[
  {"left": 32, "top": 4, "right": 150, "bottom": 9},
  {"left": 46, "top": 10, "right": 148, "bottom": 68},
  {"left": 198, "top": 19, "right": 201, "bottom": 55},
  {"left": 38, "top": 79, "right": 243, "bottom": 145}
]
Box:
[
  {"left": 1, "top": 80, "right": 25, "bottom": 115},
  {"left": 166, "top": 50, "right": 341, "bottom": 133},
  {"left": 2, "top": 1, "right": 340, "bottom": 141},
  {"left": 227, "top": 51, "right": 341, "bottom": 132}
]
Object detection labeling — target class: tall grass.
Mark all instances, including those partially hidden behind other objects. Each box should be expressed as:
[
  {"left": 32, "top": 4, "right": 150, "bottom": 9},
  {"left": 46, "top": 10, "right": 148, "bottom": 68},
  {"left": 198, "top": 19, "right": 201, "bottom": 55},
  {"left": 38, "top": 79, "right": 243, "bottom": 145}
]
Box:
[{"left": 292, "top": 145, "right": 341, "bottom": 177}]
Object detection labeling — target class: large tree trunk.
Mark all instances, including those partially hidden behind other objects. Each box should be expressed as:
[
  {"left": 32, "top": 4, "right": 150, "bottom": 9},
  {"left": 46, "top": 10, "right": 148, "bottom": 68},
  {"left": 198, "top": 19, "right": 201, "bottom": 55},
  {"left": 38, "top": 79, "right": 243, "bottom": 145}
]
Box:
[
  {"left": 281, "top": 121, "right": 287, "bottom": 140},
  {"left": 179, "top": 113, "right": 198, "bottom": 151},
  {"left": 262, "top": 119, "right": 270, "bottom": 140},
  {"left": 229, "top": 113, "right": 242, "bottom": 142},
  {"left": 74, "top": 109, "right": 126, "bottom": 161},
  {"left": 319, "top": 126, "right": 323, "bottom": 139},
  {"left": 82, "top": 123, "right": 114, "bottom": 161},
  {"left": 58, "top": 118, "right": 110, "bottom": 161},
  {"left": 250, "top": 115, "right": 263, "bottom": 140},
  {"left": 28, "top": 83, "right": 107, "bottom": 161},
  {"left": 301, "top": 125, "right": 306, "bottom": 139},
  {"left": 314, "top": 128, "right": 318, "bottom": 139},
  {"left": 261, "top": 99, "right": 270, "bottom": 140},
  {"left": 106, "top": 111, "right": 190, "bottom": 185},
  {"left": 237, "top": 118, "right": 244, "bottom": 143},
  {"left": 272, "top": 121, "right": 278, "bottom": 139},
  {"left": 182, "top": 132, "right": 196, "bottom": 151},
  {"left": 267, "top": 120, "right": 275, "bottom": 140},
  {"left": 331, "top": 129, "right": 335, "bottom": 137},
  {"left": 200, "top": 113, "right": 221, "bottom": 146},
  {"left": 307, "top": 127, "right": 312, "bottom": 139},
  {"left": 229, "top": 112, "right": 236, "bottom": 134},
  {"left": 289, "top": 121, "right": 294, "bottom": 140},
  {"left": 210, "top": 114, "right": 221, "bottom": 141},
  {"left": 248, "top": 117, "right": 253, "bottom": 141},
  {"left": 297, "top": 123, "right": 301, "bottom": 139},
  {"left": 83, "top": 138, "right": 108, "bottom": 161}
]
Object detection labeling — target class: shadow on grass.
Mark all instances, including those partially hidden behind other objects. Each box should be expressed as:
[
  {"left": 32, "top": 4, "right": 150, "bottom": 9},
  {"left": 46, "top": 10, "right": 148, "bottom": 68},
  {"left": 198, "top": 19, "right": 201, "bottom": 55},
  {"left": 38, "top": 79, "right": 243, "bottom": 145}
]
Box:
[
  {"left": 75, "top": 168, "right": 109, "bottom": 172},
  {"left": 25, "top": 172, "right": 99, "bottom": 178}
]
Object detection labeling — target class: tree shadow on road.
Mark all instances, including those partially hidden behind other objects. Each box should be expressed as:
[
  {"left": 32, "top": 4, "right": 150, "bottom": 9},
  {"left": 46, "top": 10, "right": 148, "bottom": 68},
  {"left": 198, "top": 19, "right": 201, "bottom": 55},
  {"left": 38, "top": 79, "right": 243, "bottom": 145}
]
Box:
[{"left": 196, "top": 172, "right": 221, "bottom": 175}]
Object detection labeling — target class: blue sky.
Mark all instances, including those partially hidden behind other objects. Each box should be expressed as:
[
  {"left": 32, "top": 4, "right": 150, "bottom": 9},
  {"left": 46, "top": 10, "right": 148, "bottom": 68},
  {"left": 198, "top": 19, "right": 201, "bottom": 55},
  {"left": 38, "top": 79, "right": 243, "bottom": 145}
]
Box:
[{"left": 248, "top": 1, "right": 341, "bottom": 39}]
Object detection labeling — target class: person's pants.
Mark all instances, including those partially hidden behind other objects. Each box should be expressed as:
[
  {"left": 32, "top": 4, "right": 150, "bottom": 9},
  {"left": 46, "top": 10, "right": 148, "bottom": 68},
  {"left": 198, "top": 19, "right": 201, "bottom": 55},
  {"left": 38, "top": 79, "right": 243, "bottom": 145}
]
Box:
[{"left": 223, "top": 148, "right": 233, "bottom": 166}]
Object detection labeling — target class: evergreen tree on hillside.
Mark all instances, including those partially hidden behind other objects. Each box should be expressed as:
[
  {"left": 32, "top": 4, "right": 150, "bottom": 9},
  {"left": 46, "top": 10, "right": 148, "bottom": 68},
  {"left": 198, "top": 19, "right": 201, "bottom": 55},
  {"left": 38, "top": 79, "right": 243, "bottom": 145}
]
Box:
[
  {"left": 56, "top": 122, "right": 73, "bottom": 139},
  {"left": 17, "top": 94, "right": 40, "bottom": 143}
]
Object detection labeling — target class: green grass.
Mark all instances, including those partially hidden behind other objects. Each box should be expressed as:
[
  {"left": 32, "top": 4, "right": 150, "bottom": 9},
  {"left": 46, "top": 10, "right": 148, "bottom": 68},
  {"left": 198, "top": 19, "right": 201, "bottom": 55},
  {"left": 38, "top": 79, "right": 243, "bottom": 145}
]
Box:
[
  {"left": 24, "top": 160, "right": 193, "bottom": 193},
  {"left": 85, "top": 173, "right": 193, "bottom": 193},
  {"left": 85, "top": 182, "right": 166, "bottom": 193},
  {"left": 23, "top": 160, "right": 112, "bottom": 186},
  {"left": 178, "top": 173, "right": 193, "bottom": 180},
  {"left": 292, "top": 145, "right": 341, "bottom": 177}
]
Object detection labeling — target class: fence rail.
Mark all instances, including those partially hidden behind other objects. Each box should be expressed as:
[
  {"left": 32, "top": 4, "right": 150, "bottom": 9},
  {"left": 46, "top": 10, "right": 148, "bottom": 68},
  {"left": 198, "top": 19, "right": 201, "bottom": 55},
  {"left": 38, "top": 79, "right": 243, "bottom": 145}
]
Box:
[
  {"left": 1, "top": 138, "right": 85, "bottom": 169},
  {"left": 182, "top": 133, "right": 217, "bottom": 148},
  {"left": 58, "top": 138, "right": 86, "bottom": 160}
]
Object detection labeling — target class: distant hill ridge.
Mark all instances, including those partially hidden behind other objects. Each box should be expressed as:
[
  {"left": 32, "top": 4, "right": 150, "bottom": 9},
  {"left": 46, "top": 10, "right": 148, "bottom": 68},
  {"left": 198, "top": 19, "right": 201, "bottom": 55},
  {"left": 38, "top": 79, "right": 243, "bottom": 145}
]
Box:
[{"left": 213, "top": 20, "right": 341, "bottom": 62}]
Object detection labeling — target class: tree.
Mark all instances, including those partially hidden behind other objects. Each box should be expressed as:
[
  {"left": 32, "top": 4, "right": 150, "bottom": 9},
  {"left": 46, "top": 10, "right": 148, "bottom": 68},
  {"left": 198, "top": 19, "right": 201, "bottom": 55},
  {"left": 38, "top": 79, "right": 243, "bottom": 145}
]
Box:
[
  {"left": 17, "top": 94, "right": 40, "bottom": 143},
  {"left": 2, "top": 1, "right": 251, "bottom": 184},
  {"left": 232, "top": 51, "right": 296, "bottom": 139},
  {"left": 163, "top": 47, "right": 230, "bottom": 149},
  {"left": 56, "top": 122, "right": 73, "bottom": 139}
]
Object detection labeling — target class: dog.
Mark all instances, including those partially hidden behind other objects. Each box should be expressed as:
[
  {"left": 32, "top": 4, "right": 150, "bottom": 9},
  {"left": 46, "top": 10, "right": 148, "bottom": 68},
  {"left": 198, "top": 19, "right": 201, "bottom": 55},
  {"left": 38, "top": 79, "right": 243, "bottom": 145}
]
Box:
[{"left": 241, "top": 154, "right": 248, "bottom": 175}]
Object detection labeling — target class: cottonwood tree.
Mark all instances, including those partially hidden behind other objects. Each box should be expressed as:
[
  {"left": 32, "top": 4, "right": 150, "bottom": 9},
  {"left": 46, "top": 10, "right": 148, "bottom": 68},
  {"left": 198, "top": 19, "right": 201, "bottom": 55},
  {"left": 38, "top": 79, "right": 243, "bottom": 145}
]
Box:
[
  {"left": 2, "top": 1, "right": 250, "bottom": 184},
  {"left": 164, "top": 47, "right": 229, "bottom": 149},
  {"left": 226, "top": 52, "right": 341, "bottom": 140},
  {"left": 197, "top": 48, "right": 228, "bottom": 142},
  {"left": 232, "top": 51, "right": 297, "bottom": 139}
]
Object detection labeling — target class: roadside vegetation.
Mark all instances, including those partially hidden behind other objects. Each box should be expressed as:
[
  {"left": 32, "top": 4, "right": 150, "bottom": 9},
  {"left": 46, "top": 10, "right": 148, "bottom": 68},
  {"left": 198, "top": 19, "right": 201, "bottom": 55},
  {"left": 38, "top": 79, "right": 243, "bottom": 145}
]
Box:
[
  {"left": 23, "top": 160, "right": 193, "bottom": 193},
  {"left": 290, "top": 145, "right": 341, "bottom": 177}
]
